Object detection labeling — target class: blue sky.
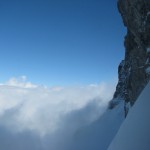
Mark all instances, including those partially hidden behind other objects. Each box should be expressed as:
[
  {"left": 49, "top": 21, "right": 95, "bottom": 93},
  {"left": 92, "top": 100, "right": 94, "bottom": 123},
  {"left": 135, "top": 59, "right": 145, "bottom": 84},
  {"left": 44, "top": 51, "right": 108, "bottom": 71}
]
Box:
[{"left": 0, "top": 0, "right": 126, "bottom": 86}]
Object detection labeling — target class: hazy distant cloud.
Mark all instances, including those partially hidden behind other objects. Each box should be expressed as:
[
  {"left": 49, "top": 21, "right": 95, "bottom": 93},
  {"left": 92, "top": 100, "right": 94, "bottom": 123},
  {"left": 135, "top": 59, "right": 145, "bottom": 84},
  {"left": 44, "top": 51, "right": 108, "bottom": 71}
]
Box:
[
  {"left": 0, "top": 76, "right": 116, "bottom": 150},
  {"left": 1, "top": 76, "right": 37, "bottom": 88}
]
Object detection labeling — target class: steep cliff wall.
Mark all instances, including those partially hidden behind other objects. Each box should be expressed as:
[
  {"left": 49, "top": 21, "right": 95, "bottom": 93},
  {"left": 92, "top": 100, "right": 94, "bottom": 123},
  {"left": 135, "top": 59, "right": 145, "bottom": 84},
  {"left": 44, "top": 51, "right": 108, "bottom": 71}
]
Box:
[{"left": 111, "top": 0, "right": 150, "bottom": 116}]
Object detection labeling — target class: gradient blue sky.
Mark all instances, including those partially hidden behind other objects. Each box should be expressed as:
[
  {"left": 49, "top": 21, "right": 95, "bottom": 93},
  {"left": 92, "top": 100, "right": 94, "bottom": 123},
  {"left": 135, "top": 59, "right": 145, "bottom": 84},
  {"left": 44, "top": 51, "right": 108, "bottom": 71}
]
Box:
[{"left": 0, "top": 0, "right": 126, "bottom": 86}]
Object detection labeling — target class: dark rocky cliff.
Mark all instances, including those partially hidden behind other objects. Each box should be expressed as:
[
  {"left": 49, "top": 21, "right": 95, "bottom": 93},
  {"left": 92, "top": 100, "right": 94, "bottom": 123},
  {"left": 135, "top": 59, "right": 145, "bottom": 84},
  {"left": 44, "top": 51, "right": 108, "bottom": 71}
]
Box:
[{"left": 110, "top": 0, "right": 150, "bottom": 116}]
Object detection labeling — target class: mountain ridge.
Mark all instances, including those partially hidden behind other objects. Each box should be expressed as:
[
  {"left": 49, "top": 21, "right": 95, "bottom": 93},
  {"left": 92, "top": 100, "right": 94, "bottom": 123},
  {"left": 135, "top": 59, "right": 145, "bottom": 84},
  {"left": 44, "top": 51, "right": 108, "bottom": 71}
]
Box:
[
  {"left": 108, "top": 80, "right": 150, "bottom": 150},
  {"left": 110, "top": 0, "right": 150, "bottom": 117}
]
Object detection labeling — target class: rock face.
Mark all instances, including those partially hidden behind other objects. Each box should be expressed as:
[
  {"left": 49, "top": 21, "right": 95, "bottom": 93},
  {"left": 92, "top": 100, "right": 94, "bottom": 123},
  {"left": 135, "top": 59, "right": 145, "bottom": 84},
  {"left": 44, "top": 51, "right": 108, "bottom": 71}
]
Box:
[{"left": 111, "top": 0, "right": 150, "bottom": 116}]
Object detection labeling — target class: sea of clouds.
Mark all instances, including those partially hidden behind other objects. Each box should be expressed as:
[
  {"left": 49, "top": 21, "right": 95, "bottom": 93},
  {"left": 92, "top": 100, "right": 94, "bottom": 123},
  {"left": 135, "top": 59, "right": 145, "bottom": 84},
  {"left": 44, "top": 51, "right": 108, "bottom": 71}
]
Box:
[{"left": 0, "top": 76, "right": 115, "bottom": 150}]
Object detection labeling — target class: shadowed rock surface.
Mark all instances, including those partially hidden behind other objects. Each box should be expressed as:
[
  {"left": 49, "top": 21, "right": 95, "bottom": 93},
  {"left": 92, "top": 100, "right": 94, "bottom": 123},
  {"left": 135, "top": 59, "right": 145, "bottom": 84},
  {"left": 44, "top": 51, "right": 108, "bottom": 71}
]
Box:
[{"left": 110, "top": 0, "right": 150, "bottom": 116}]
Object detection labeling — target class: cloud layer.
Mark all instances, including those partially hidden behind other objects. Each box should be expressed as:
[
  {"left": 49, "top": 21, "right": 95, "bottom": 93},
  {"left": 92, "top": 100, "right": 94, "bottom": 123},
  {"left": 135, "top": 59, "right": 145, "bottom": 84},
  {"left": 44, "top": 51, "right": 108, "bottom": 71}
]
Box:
[{"left": 0, "top": 76, "right": 115, "bottom": 150}]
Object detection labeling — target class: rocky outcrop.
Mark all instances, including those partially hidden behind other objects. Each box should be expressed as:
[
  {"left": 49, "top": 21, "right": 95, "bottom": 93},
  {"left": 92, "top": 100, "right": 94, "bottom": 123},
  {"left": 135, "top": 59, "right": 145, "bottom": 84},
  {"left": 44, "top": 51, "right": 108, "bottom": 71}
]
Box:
[{"left": 110, "top": 0, "right": 150, "bottom": 116}]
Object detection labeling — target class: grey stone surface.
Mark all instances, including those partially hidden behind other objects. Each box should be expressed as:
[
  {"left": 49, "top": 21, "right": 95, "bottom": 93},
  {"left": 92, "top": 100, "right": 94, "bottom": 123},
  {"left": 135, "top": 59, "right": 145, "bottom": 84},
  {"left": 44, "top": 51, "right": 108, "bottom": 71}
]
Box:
[{"left": 110, "top": 0, "right": 150, "bottom": 116}]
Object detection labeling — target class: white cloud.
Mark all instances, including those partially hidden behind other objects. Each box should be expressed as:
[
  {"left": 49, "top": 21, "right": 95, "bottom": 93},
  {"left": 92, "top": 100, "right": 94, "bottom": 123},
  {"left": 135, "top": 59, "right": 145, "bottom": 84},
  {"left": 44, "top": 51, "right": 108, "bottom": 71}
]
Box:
[
  {"left": 2, "top": 76, "right": 37, "bottom": 88},
  {"left": 0, "top": 76, "right": 116, "bottom": 149}
]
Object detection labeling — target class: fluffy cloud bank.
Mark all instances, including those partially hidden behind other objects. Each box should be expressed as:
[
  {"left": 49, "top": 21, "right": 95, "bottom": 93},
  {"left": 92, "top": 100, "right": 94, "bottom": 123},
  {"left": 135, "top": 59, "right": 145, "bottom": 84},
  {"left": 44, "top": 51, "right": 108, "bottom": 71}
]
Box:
[{"left": 0, "top": 76, "right": 116, "bottom": 150}]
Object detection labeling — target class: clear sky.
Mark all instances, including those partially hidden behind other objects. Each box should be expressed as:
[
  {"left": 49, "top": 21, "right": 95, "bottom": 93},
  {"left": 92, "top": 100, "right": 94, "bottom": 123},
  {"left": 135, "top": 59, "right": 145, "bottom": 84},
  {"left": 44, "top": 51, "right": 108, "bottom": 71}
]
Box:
[{"left": 0, "top": 0, "right": 126, "bottom": 86}]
